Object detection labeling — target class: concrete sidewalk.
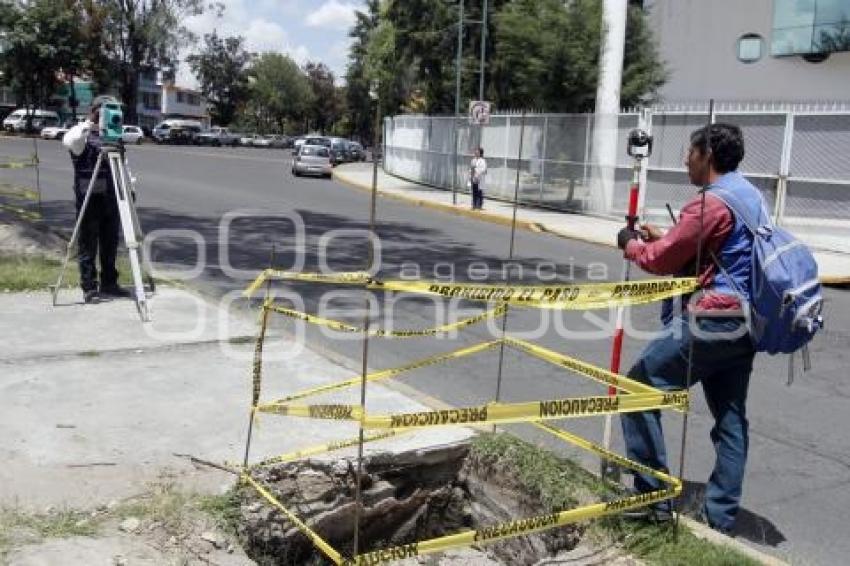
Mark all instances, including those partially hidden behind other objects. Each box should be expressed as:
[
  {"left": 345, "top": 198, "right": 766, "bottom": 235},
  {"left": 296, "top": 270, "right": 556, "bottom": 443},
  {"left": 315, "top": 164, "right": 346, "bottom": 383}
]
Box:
[
  {"left": 333, "top": 162, "right": 850, "bottom": 284},
  {"left": 0, "top": 287, "right": 471, "bottom": 511}
]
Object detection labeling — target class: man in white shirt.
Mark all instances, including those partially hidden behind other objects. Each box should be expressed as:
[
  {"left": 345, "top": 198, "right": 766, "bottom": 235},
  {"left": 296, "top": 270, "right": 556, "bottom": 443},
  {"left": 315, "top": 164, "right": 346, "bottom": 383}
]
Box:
[
  {"left": 470, "top": 147, "right": 487, "bottom": 210},
  {"left": 62, "top": 95, "right": 129, "bottom": 304}
]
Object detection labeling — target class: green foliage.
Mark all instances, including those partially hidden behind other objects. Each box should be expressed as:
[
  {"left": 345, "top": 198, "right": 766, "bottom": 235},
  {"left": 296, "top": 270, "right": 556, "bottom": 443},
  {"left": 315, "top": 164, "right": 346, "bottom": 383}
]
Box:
[
  {"left": 304, "top": 61, "right": 343, "bottom": 134},
  {"left": 0, "top": 0, "right": 85, "bottom": 115},
  {"left": 187, "top": 32, "right": 254, "bottom": 126},
  {"left": 350, "top": 0, "right": 666, "bottom": 119},
  {"left": 241, "top": 52, "right": 314, "bottom": 134}
]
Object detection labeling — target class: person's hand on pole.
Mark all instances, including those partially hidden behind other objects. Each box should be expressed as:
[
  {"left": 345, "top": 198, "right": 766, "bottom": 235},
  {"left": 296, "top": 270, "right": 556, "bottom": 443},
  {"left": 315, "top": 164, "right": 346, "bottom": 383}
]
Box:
[
  {"left": 640, "top": 223, "right": 665, "bottom": 242},
  {"left": 617, "top": 227, "right": 640, "bottom": 249}
]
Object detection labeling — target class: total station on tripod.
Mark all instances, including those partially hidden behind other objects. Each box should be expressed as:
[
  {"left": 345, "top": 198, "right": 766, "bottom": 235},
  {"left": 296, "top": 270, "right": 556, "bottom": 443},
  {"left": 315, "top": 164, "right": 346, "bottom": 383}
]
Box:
[{"left": 94, "top": 95, "right": 124, "bottom": 144}]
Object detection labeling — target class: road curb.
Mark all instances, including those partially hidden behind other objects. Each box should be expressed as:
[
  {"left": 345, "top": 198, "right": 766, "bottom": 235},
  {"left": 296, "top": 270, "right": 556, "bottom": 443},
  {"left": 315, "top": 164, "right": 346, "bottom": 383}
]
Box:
[
  {"left": 679, "top": 516, "right": 788, "bottom": 566},
  {"left": 333, "top": 167, "right": 850, "bottom": 286},
  {"left": 332, "top": 169, "right": 548, "bottom": 234}
]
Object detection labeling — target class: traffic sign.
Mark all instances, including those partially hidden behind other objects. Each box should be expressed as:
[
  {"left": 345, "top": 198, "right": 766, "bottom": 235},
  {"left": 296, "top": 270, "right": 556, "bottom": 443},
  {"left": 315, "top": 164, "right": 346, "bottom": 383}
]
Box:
[{"left": 469, "top": 100, "right": 491, "bottom": 125}]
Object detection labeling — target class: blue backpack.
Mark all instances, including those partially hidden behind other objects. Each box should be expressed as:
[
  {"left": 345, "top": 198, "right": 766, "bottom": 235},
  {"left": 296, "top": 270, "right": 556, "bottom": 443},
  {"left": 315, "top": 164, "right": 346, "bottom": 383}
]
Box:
[{"left": 710, "top": 184, "right": 824, "bottom": 356}]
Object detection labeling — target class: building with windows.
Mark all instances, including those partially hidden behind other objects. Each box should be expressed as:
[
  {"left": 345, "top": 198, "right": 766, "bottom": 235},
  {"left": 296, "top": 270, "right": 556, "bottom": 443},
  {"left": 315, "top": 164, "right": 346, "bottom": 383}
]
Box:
[
  {"left": 160, "top": 84, "right": 209, "bottom": 126},
  {"left": 645, "top": 0, "right": 850, "bottom": 102}
]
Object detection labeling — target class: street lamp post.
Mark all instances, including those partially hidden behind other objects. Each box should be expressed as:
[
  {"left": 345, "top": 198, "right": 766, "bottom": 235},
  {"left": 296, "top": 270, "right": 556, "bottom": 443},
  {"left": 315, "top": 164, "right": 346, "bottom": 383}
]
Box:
[
  {"left": 479, "top": 0, "right": 487, "bottom": 101},
  {"left": 452, "top": 0, "right": 464, "bottom": 206}
]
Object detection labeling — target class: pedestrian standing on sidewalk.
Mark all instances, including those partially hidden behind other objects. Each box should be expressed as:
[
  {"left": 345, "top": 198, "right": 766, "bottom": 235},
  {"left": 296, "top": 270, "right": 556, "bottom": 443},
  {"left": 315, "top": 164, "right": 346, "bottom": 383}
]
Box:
[
  {"left": 616, "top": 123, "right": 759, "bottom": 535},
  {"left": 470, "top": 147, "right": 487, "bottom": 210},
  {"left": 62, "top": 95, "right": 131, "bottom": 304}
]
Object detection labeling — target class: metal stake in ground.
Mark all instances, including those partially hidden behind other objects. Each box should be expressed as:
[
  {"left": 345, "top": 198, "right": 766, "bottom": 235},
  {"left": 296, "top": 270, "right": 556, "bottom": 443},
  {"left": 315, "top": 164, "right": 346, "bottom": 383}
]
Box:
[
  {"left": 493, "top": 111, "right": 526, "bottom": 410},
  {"left": 32, "top": 137, "right": 42, "bottom": 217},
  {"left": 242, "top": 246, "right": 276, "bottom": 470},
  {"left": 675, "top": 99, "right": 715, "bottom": 528},
  {"left": 352, "top": 89, "right": 382, "bottom": 560},
  {"left": 601, "top": 129, "right": 652, "bottom": 480}
]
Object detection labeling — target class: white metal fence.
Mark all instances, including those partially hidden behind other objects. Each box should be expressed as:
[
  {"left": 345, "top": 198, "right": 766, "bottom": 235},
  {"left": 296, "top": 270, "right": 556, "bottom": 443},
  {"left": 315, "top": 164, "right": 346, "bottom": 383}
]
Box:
[{"left": 383, "top": 103, "right": 850, "bottom": 254}]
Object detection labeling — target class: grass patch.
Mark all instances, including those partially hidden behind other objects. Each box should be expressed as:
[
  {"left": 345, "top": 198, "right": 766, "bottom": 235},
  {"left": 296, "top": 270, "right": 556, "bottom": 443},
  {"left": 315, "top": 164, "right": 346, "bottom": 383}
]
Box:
[
  {"left": 0, "top": 254, "right": 77, "bottom": 291},
  {"left": 0, "top": 253, "right": 135, "bottom": 292},
  {"left": 470, "top": 432, "right": 760, "bottom": 566},
  {"left": 0, "top": 506, "right": 99, "bottom": 560}
]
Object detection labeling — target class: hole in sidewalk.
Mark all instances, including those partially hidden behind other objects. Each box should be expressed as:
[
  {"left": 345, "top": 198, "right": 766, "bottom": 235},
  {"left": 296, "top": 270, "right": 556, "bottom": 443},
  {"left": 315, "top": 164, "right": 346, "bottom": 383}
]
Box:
[{"left": 237, "top": 439, "right": 589, "bottom": 565}]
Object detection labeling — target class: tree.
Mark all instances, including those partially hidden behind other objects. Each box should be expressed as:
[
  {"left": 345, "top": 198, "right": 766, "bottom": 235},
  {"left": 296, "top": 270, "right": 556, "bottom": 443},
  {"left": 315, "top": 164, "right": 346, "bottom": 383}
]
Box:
[
  {"left": 245, "top": 52, "right": 313, "bottom": 133},
  {"left": 304, "top": 61, "right": 340, "bottom": 134},
  {"left": 345, "top": 0, "right": 380, "bottom": 142},
  {"left": 95, "top": 0, "right": 207, "bottom": 123},
  {"left": 187, "top": 32, "right": 253, "bottom": 126},
  {"left": 491, "top": 0, "right": 665, "bottom": 112},
  {"left": 0, "top": 0, "right": 85, "bottom": 125}
]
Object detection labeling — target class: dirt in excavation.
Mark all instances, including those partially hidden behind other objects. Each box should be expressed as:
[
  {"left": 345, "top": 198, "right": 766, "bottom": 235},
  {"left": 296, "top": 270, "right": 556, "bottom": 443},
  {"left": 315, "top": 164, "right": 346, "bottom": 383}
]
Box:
[{"left": 236, "top": 441, "right": 586, "bottom": 566}]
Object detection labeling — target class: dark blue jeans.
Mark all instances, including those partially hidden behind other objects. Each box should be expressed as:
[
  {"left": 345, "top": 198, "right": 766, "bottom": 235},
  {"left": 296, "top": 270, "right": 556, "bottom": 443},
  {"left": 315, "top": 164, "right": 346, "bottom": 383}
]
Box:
[{"left": 620, "top": 315, "right": 755, "bottom": 531}]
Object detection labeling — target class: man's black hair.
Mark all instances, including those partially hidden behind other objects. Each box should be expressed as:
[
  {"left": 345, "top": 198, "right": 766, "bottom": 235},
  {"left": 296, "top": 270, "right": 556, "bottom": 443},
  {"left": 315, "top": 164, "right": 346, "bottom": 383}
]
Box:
[
  {"left": 478, "top": 147, "right": 484, "bottom": 156},
  {"left": 689, "top": 123, "right": 745, "bottom": 173}
]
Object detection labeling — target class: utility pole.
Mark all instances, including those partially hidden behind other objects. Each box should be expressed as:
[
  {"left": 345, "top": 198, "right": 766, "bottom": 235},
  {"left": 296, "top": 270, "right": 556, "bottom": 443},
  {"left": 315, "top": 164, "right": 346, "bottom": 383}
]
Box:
[
  {"left": 452, "top": 0, "right": 465, "bottom": 206},
  {"left": 478, "top": 0, "right": 487, "bottom": 101},
  {"left": 590, "top": 0, "right": 627, "bottom": 216}
]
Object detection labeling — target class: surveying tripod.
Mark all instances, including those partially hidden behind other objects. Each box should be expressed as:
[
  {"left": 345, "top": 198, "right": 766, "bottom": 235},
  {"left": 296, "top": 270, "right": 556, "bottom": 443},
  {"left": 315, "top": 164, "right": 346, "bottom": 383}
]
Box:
[{"left": 52, "top": 144, "right": 154, "bottom": 322}]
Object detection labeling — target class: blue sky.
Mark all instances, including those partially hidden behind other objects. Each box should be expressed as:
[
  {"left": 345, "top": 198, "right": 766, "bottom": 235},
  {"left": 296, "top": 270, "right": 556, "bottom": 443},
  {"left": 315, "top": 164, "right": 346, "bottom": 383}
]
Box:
[{"left": 179, "top": 0, "right": 366, "bottom": 87}]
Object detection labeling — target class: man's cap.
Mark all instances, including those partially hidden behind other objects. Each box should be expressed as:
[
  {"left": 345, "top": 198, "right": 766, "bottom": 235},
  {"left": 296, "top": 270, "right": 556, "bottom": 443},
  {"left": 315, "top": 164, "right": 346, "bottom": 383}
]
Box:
[{"left": 91, "top": 95, "right": 120, "bottom": 109}]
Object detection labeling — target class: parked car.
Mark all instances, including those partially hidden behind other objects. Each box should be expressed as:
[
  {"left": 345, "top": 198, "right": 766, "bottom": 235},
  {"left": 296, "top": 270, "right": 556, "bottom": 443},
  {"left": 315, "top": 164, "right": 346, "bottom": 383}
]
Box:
[
  {"left": 252, "top": 135, "right": 275, "bottom": 148},
  {"left": 3, "top": 109, "right": 61, "bottom": 133},
  {"left": 152, "top": 119, "right": 203, "bottom": 143},
  {"left": 196, "top": 126, "right": 239, "bottom": 146},
  {"left": 292, "top": 144, "right": 333, "bottom": 178},
  {"left": 240, "top": 133, "right": 259, "bottom": 146},
  {"left": 329, "top": 137, "right": 349, "bottom": 165},
  {"left": 121, "top": 125, "right": 144, "bottom": 144},
  {"left": 347, "top": 141, "right": 366, "bottom": 161},
  {"left": 292, "top": 137, "right": 306, "bottom": 155},
  {"left": 41, "top": 124, "right": 70, "bottom": 140},
  {"left": 268, "top": 135, "right": 291, "bottom": 149}
]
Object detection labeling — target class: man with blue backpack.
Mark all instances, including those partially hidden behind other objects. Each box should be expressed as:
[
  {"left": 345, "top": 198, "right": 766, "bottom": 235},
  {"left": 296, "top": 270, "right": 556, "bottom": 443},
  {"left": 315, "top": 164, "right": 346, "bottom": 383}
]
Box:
[{"left": 616, "top": 123, "right": 823, "bottom": 534}]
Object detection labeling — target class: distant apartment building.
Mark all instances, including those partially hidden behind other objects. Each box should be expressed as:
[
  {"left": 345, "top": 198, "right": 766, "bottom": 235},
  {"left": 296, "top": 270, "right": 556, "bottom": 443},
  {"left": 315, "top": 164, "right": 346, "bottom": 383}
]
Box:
[
  {"left": 645, "top": 0, "right": 850, "bottom": 102},
  {"left": 160, "top": 83, "right": 209, "bottom": 127}
]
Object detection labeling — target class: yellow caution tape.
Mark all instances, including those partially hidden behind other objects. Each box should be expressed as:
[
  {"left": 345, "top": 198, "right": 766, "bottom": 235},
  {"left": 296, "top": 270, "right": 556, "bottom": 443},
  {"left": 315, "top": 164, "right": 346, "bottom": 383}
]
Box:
[
  {"left": 503, "top": 336, "right": 660, "bottom": 396},
  {"left": 369, "top": 277, "right": 698, "bottom": 310},
  {"left": 252, "top": 430, "right": 408, "bottom": 468},
  {"left": 257, "top": 391, "right": 689, "bottom": 428},
  {"left": 341, "top": 484, "right": 680, "bottom": 565},
  {"left": 244, "top": 269, "right": 372, "bottom": 297},
  {"left": 250, "top": 307, "right": 271, "bottom": 407},
  {"left": 532, "top": 421, "right": 679, "bottom": 486},
  {"left": 265, "top": 340, "right": 502, "bottom": 405},
  {"left": 244, "top": 269, "right": 697, "bottom": 310},
  {"left": 266, "top": 303, "right": 506, "bottom": 338},
  {"left": 241, "top": 473, "right": 344, "bottom": 565}
]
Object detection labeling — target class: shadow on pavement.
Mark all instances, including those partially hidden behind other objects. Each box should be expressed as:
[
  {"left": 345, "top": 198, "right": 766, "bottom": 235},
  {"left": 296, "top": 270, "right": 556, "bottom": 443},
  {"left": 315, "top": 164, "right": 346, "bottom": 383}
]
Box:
[{"left": 680, "top": 479, "right": 787, "bottom": 547}]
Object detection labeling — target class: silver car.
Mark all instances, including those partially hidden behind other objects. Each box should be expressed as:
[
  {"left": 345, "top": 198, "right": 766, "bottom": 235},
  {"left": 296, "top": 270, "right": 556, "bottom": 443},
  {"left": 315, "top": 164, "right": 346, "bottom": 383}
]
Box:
[{"left": 292, "top": 144, "right": 332, "bottom": 178}]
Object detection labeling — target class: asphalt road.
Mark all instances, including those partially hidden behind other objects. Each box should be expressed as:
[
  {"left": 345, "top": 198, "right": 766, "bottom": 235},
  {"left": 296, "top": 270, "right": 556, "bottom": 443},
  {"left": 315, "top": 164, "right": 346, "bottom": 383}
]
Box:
[{"left": 3, "top": 137, "right": 850, "bottom": 565}]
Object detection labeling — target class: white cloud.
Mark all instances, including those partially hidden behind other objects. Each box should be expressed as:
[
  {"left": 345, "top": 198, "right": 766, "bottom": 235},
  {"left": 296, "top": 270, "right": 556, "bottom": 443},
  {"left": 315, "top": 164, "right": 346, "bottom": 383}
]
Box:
[
  {"left": 305, "top": 0, "right": 357, "bottom": 30},
  {"left": 177, "top": 0, "right": 312, "bottom": 87}
]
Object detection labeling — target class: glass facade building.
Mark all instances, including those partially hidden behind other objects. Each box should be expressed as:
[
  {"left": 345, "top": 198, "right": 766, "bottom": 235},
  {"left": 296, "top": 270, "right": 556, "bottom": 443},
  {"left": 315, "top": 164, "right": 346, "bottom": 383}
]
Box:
[{"left": 772, "top": 0, "right": 850, "bottom": 55}]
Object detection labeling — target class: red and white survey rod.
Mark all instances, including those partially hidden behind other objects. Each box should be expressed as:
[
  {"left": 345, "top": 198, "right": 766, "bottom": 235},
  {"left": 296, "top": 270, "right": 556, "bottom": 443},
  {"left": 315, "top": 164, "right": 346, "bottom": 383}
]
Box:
[{"left": 601, "top": 129, "right": 653, "bottom": 467}]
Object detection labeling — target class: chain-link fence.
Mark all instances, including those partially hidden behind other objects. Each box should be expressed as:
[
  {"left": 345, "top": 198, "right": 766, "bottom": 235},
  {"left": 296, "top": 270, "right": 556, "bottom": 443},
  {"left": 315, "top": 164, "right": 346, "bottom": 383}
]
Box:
[{"left": 383, "top": 104, "right": 850, "bottom": 254}]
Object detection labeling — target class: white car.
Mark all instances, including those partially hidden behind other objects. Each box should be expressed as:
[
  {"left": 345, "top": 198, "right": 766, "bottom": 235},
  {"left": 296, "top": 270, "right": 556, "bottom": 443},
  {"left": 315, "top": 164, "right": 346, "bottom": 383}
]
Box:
[
  {"left": 41, "top": 125, "right": 69, "bottom": 140},
  {"left": 292, "top": 144, "right": 333, "bottom": 178},
  {"left": 121, "top": 125, "right": 144, "bottom": 144}
]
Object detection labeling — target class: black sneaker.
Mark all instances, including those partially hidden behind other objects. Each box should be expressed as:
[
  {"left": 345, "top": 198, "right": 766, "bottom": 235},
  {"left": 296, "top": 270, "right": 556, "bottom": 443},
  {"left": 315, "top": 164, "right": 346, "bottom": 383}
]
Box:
[
  {"left": 99, "top": 285, "right": 132, "bottom": 299},
  {"left": 83, "top": 290, "right": 100, "bottom": 304}
]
